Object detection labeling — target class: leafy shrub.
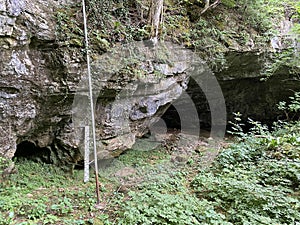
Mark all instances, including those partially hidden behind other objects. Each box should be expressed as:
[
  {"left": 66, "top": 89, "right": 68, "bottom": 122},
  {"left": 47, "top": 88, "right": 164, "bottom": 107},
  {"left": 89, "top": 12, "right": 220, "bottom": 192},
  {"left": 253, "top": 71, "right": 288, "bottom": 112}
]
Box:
[
  {"left": 216, "top": 141, "right": 264, "bottom": 166},
  {"left": 51, "top": 197, "right": 74, "bottom": 216},
  {"left": 192, "top": 167, "right": 300, "bottom": 224},
  {"left": 199, "top": 96, "right": 300, "bottom": 224},
  {"left": 255, "top": 160, "right": 300, "bottom": 188},
  {"left": 277, "top": 92, "right": 300, "bottom": 121},
  {"left": 118, "top": 190, "right": 232, "bottom": 225}
]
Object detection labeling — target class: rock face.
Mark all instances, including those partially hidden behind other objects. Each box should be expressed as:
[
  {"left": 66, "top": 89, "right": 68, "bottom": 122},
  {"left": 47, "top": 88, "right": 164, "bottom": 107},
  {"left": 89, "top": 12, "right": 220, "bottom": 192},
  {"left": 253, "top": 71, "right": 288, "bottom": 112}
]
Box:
[
  {"left": 72, "top": 41, "right": 195, "bottom": 160},
  {"left": 0, "top": 0, "right": 299, "bottom": 172},
  {"left": 0, "top": 0, "right": 84, "bottom": 167},
  {"left": 164, "top": 51, "right": 300, "bottom": 130},
  {"left": 216, "top": 51, "right": 300, "bottom": 124},
  {"left": 0, "top": 0, "right": 193, "bottom": 169}
]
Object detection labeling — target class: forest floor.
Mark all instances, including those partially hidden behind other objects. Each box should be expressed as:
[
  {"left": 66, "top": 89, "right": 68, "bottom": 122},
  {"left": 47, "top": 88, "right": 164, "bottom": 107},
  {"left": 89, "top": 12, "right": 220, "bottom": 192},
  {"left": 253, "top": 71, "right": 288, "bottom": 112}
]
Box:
[{"left": 1, "top": 122, "right": 300, "bottom": 225}]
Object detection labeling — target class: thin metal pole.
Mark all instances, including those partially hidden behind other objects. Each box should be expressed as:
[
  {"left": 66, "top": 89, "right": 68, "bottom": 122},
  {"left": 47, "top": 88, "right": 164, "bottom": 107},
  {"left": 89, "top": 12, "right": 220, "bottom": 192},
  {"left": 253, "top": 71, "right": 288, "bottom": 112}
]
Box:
[{"left": 82, "top": 0, "right": 100, "bottom": 204}]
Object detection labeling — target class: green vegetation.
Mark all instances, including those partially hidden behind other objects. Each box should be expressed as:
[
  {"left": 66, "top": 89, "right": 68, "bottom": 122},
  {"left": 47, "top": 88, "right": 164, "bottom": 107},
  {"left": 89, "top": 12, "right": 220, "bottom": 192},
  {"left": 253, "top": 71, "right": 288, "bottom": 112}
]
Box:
[
  {"left": 278, "top": 92, "right": 300, "bottom": 121},
  {"left": 55, "top": 3, "right": 84, "bottom": 47},
  {"left": 0, "top": 161, "right": 99, "bottom": 224},
  {"left": 1, "top": 119, "right": 300, "bottom": 224},
  {"left": 113, "top": 122, "right": 300, "bottom": 224},
  {"left": 54, "top": 0, "right": 299, "bottom": 72}
]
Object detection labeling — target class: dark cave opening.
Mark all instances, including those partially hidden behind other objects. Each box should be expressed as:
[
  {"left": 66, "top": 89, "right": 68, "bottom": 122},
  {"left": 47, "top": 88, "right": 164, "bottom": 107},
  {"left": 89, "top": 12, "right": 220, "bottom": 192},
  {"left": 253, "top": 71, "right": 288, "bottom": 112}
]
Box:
[
  {"left": 160, "top": 77, "right": 212, "bottom": 136},
  {"left": 14, "top": 141, "right": 51, "bottom": 164},
  {"left": 161, "top": 104, "right": 181, "bottom": 130},
  {"left": 160, "top": 74, "right": 300, "bottom": 137}
]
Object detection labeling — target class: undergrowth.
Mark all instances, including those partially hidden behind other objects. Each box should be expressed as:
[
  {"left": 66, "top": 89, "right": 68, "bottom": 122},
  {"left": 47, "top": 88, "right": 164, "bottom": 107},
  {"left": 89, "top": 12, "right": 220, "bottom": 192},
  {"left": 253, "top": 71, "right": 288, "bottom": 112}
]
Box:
[
  {"left": 112, "top": 119, "right": 300, "bottom": 224},
  {"left": 1, "top": 121, "right": 299, "bottom": 224},
  {"left": 0, "top": 161, "right": 103, "bottom": 225}
]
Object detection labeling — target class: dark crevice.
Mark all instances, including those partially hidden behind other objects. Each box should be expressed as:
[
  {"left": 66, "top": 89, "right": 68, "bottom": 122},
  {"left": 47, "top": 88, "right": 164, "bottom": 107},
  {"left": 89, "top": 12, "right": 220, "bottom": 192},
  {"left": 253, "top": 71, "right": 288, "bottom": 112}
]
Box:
[
  {"left": 0, "top": 86, "right": 20, "bottom": 94},
  {"left": 161, "top": 104, "right": 181, "bottom": 130},
  {"left": 14, "top": 141, "right": 51, "bottom": 163},
  {"left": 29, "top": 36, "right": 59, "bottom": 50}
]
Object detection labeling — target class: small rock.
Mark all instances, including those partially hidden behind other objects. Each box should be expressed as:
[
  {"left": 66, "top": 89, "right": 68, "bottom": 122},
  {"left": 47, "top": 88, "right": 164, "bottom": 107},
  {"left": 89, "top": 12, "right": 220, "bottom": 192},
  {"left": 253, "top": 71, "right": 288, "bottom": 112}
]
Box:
[
  {"left": 170, "top": 155, "right": 188, "bottom": 163},
  {"left": 114, "top": 167, "right": 136, "bottom": 178},
  {"left": 95, "top": 203, "right": 106, "bottom": 210}
]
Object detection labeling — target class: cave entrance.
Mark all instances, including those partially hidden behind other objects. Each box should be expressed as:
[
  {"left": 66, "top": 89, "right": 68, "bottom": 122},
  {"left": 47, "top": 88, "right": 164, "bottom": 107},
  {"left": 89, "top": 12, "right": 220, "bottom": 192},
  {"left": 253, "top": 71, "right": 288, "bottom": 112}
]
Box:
[
  {"left": 161, "top": 104, "right": 181, "bottom": 130},
  {"left": 160, "top": 103, "right": 212, "bottom": 137},
  {"left": 14, "top": 141, "right": 51, "bottom": 163},
  {"left": 159, "top": 77, "right": 212, "bottom": 136}
]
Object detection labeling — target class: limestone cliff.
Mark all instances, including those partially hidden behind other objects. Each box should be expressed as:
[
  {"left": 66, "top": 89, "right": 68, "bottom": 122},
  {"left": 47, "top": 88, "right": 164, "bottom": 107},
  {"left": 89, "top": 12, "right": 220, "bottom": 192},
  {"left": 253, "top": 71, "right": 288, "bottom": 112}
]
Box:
[
  {"left": 0, "top": 0, "right": 299, "bottom": 173},
  {"left": 0, "top": 0, "right": 195, "bottom": 171}
]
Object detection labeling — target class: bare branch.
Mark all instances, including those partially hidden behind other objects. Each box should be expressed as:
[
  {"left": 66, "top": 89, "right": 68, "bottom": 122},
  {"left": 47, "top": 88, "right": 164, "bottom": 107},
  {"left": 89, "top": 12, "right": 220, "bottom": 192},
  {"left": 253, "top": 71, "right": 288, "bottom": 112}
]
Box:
[{"left": 201, "top": 0, "right": 221, "bottom": 15}]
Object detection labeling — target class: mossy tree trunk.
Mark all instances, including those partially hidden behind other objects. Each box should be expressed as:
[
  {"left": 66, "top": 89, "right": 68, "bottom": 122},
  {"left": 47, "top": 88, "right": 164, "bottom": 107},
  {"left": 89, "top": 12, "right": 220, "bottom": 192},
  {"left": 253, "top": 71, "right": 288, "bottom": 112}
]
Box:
[{"left": 148, "top": 0, "right": 164, "bottom": 40}]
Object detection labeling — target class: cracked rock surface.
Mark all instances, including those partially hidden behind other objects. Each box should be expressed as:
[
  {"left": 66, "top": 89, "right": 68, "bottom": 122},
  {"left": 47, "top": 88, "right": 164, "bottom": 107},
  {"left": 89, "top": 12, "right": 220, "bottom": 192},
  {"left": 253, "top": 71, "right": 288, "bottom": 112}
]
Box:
[{"left": 0, "top": 0, "right": 194, "bottom": 170}]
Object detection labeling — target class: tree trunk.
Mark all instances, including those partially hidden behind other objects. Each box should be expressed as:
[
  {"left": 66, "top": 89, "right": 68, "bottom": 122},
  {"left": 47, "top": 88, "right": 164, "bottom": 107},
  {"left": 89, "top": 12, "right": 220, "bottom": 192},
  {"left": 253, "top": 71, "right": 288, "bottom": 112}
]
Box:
[{"left": 148, "top": 0, "right": 164, "bottom": 40}]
